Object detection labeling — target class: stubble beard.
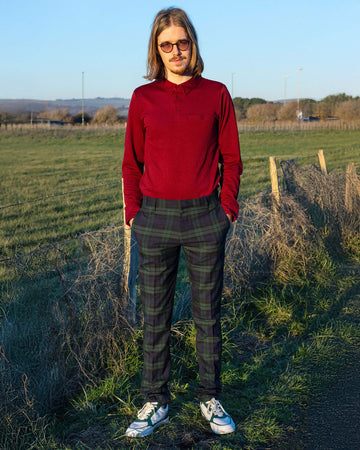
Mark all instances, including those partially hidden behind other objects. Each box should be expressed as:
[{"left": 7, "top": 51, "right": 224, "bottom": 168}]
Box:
[{"left": 168, "top": 57, "right": 191, "bottom": 76}]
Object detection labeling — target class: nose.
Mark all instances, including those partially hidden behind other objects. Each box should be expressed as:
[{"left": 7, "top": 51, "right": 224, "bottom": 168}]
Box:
[{"left": 172, "top": 43, "right": 181, "bottom": 55}]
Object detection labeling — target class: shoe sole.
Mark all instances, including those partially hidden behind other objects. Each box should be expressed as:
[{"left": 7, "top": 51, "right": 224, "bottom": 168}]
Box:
[{"left": 125, "top": 416, "right": 169, "bottom": 438}]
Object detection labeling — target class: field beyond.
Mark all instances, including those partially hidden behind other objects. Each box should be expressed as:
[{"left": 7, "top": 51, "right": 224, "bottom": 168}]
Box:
[
  {"left": 1, "top": 127, "right": 360, "bottom": 449},
  {"left": 1, "top": 126, "right": 359, "bottom": 260}
]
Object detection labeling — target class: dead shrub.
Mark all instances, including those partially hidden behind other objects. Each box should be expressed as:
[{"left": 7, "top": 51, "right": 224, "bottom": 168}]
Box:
[
  {"left": 0, "top": 226, "right": 134, "bottom": 443},
  {"left": 280, "top": 160, "right": 360, "bottom": 257},
  {"left": 52, "top": 226, "right": 134, "bottom": 382},
  {"left": 225, "top": 192, "right": 316, "bottom": 295}
]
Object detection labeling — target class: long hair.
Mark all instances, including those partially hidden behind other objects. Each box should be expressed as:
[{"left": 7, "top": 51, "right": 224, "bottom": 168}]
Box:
[{"left": 145, "top": 8, "right": 204, "bottom": 81}]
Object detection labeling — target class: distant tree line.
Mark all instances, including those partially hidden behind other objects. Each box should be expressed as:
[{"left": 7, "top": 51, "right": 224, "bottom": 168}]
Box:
[
  {"left": 233, "top": 93, "right": 360, "bottom": 122},
  {"left": 1, "top": 94, "right": 360, "bottom": 127},
  {"left": 0, "top": 105, "right": 126, "bottom": 127}
]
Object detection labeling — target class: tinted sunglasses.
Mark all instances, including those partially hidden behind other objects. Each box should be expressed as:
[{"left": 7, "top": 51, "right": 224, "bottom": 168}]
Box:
[{"left": 158, "top": 39, "right": 191, "bottom": 53}]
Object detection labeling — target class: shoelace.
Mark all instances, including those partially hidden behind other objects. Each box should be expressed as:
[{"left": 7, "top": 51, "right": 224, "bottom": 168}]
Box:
[
  {"left": 137, "top": 402, "right": 156, "bottom": 419},
  {"left": 206, "top": 399, "right": 225, "bottom": 417}
]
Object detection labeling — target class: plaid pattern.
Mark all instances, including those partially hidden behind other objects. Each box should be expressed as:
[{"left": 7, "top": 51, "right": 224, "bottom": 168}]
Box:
[{"left": 132, "top": 191, "right": 230, "bottom": 403}]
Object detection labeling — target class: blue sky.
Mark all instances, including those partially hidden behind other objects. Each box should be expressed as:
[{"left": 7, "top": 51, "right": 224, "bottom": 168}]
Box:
[{"left": 1, "top": 0, "right": 359, "bottom": 101}]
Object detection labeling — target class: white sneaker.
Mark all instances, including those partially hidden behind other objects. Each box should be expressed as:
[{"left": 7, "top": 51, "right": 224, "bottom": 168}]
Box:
[
  {"left": 125, "top": 402, "right": 169, "bottom": 438},
  {"left": 200, "top": 398, "right": 235, "bottom": 435}
]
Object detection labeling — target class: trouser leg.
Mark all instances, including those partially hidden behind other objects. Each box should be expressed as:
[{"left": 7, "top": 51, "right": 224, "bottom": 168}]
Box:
[
  {"left": 132, "top": 192, "right": 230, "bottom": 404},
  {"left": 132, "top": 206, "right": 180, "bottom": 404},
  {"left": 182, "top": 199, "right": 230, "bottom": 402}
]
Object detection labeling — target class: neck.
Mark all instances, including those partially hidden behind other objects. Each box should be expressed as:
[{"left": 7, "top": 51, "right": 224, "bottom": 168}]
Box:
[{"left": 165, "top": 70, "right": 193, "bottom": 85}]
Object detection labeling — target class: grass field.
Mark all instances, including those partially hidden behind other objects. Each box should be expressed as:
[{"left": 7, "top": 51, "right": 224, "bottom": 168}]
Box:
[
  {"left": 1, "top": 126, "right": 360, "bottom": 449},
  {"left": 1, "top": 126, "right": 360, "bottom": 260},
  {"left": 0, "top": 128, "right": 125, "bottom": 260}
]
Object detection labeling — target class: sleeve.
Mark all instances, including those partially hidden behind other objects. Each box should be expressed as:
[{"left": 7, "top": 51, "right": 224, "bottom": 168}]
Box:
[
  {"left": 121, "top": 90, "right": 145, "bottom": 225},
  {"left": 218, "top": 85, "right": 243, "bottom": 220}
]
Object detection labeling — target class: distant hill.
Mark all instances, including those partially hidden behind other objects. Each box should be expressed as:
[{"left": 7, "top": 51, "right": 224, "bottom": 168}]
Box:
[{"left": 0, "top": 97, "right": 130, "bottom": 117}]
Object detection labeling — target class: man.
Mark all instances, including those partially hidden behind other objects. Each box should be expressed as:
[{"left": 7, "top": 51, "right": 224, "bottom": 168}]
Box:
[{"left": 122, "top": 7, "right": 242, "bottom": 438}]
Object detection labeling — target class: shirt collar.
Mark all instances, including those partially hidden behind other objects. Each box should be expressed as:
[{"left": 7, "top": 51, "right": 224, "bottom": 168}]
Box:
[{"left": 161, "top": 76, "right": 202, "bottom": 95}]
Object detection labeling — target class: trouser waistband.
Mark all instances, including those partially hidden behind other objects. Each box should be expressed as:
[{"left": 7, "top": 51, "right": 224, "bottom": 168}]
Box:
[{"left": 141, "top": 190, "right": 219, "bottom": 210}]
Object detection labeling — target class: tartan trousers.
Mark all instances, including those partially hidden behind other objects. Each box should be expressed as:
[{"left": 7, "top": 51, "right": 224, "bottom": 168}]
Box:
[{"left": 132, "top": 191, "right": 230, "bottom": 404}]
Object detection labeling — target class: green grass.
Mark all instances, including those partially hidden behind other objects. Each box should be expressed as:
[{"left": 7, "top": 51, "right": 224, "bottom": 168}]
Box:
[
  {"left": 0, "top": 128, "right": 125, "bottom": 260},
  {"left": 240, "top": 128, "right": 360, "bottom": 197},
  {"left": 1, "top": 127, "right": 360, "bottom": 449},
  {"left": 1, "top": 128, "right": 360, "bottom": 260},
  {"left": 30, "top": 271, "right": 358, "bottom": 449}
]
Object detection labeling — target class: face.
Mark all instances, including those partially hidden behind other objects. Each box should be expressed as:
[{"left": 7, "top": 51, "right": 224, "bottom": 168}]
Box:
[{"left": 157, "top": 24, "right": 192, "bottom": 83}]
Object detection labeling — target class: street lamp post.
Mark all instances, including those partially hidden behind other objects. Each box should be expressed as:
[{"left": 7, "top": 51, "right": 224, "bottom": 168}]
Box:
[
  {"left": 284, "top": 75, "right": 289, "bottom": 105},
  {"left": 82, "top": 71, "right": 85, "bottom": 126},
  {"left": 297, "top": 67, "right": 303, "bottom": 119},
  {"left": 231, "top": 72, "right": 235, "bottom": 98}
]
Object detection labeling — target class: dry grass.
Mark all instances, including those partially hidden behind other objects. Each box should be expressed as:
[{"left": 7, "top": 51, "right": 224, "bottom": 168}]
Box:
[
  {"left": 4, "top": 119, "right": 360, "bottom": 134},
  {"left": 237, "top": 119, "right": 360, "bottom": 133},
  {"left": 0, "top": 227, "right": 136, "bottom": 445},
  {"left": 225, "top": 189, "right": 316, "bottom": 296},
  {"left": 280, "top": 160, "right": 360, "bottom": 253},
  {"left": 53, "top": 227, "right": 135, "bottom": 381}
]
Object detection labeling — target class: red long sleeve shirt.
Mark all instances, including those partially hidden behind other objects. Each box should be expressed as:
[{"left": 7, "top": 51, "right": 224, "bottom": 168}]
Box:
[{"left": 122, "top": 76, "right": 242, "bottom": 225}]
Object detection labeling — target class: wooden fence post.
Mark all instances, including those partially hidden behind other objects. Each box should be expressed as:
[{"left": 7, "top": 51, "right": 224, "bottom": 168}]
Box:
[
  {"left": 121, "top": 179, "right": 138, "bottom": 326},
  {"left": 269, "top": 156, "right": 281, "bottom": 231},
  {"left": 345, "top": 162, "right": 360, "bottom": 213},
  {"left": 318, "top": 150, "right": 327, "bottom": 175},
  {"left": 269, "top": 156, "right": 280, "bottom": 203}
]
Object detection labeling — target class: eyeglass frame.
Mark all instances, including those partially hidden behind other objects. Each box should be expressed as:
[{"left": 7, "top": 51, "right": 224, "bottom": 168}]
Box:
[{"left": 158, "top": 39, "right": 191, "bottom": 53}]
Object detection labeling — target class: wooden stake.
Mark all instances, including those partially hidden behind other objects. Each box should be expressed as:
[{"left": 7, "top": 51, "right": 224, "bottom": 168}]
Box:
[
  {"left": 269, "top": 156, "right": 280, "bottom": 203},
  {"left": 345, "top": 162, "right": 360, "bottom": 213},
  {"left": 121, "top": 178, "right": 131, "bottom": 284},
  {"left": 121, "top": 178, "right": 137, "bottom": 326},
  {"left": 269, "top": 156, "right": 281, "bottom": 231},
  {"left": 318, "top": 150, "right": 327, "bottom": 175}
]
